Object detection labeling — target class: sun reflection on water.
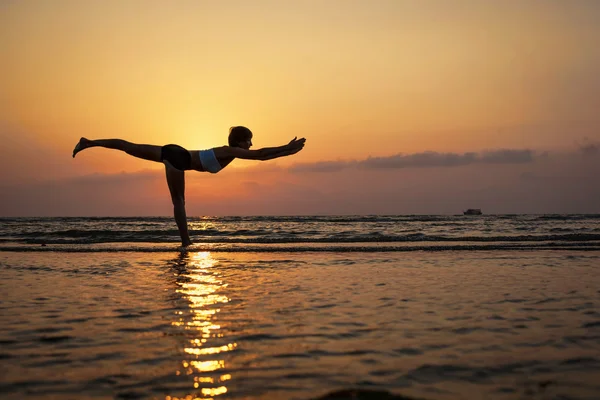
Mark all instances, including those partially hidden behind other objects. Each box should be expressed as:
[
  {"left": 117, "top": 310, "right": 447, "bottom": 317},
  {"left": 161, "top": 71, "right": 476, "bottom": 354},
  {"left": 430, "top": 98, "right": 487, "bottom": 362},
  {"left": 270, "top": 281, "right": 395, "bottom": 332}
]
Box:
[{"left": 169, "top": 251, "right": 234, "bottom": 399}]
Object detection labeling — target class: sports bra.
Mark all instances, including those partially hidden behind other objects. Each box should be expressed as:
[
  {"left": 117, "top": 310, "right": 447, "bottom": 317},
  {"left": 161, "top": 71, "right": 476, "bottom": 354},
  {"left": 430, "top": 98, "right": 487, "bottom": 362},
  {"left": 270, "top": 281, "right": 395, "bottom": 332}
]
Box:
[{"left": 198, "top": 149, "right": 222, "bottom": 173}]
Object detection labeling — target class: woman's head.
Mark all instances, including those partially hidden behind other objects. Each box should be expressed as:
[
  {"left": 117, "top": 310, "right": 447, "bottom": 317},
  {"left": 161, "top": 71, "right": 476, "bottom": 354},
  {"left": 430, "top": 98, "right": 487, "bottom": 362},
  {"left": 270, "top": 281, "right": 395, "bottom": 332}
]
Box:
[{"left": 228, "top": 126, "right": 253, "bottom": 149}]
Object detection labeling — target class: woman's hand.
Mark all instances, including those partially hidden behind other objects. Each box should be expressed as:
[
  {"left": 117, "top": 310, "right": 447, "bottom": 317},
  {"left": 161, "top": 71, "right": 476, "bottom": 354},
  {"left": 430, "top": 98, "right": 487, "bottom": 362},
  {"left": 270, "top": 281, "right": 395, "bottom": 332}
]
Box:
[{"left": 287, "top": 137, "right": 306, "bottom": 151}]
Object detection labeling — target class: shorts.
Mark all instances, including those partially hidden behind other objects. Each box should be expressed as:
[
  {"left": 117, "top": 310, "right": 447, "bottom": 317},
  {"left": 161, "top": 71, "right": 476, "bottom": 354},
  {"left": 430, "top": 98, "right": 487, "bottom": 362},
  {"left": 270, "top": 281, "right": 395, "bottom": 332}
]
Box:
[{"left": 160, "top": 144, "right": 192, "bottom": 171}]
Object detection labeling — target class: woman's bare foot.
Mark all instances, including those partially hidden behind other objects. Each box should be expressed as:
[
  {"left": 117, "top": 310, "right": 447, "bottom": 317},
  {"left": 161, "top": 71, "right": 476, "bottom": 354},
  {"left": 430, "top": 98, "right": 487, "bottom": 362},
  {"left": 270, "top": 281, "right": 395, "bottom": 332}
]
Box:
[
  {"left": 178, "top": 241, "right": 192, "bottom": 253},
  {"left": 72, "top": 137, "right": 92, "bottom": 158}
]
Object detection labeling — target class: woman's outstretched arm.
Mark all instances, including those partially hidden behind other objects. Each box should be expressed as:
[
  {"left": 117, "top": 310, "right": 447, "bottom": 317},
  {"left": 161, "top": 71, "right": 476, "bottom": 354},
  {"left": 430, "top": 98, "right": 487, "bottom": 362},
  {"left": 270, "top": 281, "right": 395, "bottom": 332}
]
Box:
[
  {"left": 164, "top": 162, "right": 192, "bottom": 247},
  {"left": 215, "top": 137, "right": 306, "bottom": 161}
]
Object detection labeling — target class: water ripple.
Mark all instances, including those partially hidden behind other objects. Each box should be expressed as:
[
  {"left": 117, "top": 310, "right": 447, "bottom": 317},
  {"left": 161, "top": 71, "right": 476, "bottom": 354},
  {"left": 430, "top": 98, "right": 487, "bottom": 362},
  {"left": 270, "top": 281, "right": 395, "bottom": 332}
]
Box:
[{"left": 1, "top": 250, "right": 600, "bottom": 399}]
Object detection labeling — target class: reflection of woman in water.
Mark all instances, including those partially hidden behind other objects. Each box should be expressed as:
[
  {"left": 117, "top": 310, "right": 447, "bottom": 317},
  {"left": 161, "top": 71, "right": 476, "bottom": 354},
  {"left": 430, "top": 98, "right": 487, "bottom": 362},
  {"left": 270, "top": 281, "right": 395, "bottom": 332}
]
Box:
[{"left": 73, "top": 126, "right": 306, "bottom": 247}]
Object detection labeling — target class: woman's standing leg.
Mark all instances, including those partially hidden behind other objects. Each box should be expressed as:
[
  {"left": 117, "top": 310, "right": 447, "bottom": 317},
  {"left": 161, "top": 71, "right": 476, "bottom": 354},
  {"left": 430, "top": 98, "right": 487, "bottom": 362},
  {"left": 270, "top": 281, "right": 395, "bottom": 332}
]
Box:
[
  {"left": 72, "top": 137, "right": 162, "bottom": 162},
  {"left": 165, "top": 162, "right": 192, "bottom": 247}
]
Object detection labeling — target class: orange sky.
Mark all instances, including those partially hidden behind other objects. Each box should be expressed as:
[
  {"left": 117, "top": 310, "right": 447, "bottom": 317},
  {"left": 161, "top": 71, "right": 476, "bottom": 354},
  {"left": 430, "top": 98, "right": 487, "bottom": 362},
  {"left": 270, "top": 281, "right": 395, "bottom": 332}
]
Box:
[{"left": 1, "top": 1, "right": 599, "bottom": 215}]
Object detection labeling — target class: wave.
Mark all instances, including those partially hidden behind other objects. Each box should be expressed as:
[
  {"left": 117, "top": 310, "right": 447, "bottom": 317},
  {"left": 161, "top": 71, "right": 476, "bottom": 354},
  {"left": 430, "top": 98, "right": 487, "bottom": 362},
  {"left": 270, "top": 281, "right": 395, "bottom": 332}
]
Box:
[
  {"left": 2, "top": 242, "right": 600, "bottom": 253},
  {"left": 3, "top": 231, "right": 600, "bottom": 245},
  {"left": 3, "top": 215, "right": 599, "bottom": 250},
  {"left": 535, "top": 214, "right": 600, "bottom": 221}
]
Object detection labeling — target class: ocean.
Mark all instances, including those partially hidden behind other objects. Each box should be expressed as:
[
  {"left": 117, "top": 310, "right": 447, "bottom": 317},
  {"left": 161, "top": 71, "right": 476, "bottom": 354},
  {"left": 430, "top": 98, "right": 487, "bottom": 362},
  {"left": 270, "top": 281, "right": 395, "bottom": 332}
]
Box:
[{"left": 1, "top": 215, "right": 599, "bottom": 399}]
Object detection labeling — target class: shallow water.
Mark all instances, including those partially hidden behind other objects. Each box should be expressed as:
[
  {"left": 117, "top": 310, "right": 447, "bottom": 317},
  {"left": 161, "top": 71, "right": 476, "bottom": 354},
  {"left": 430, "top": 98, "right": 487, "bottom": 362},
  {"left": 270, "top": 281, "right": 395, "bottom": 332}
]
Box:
[{"left": 1, "top": 250, "right": 599, "bottom": 399}]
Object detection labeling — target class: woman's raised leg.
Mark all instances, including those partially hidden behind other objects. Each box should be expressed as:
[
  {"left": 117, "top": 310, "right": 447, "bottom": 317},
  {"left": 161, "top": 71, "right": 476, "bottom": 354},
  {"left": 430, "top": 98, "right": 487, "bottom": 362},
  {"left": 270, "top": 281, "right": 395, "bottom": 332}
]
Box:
[{"left": 72, "top": 137, "right": 162, "bottom": 162}]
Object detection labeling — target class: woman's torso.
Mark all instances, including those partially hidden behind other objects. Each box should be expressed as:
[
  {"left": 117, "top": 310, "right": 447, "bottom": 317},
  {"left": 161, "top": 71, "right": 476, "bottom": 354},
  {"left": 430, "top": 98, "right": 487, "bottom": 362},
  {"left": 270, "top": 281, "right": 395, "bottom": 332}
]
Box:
[{"left": 190, "top": 147, "right": 234, "bottom": 173}]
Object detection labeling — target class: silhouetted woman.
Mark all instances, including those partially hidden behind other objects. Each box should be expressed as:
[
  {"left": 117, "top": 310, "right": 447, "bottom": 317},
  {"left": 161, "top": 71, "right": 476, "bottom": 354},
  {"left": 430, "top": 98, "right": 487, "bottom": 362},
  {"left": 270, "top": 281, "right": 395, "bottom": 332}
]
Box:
[{"left": 73, "top": 126, "right": 306, "bottom": 247}]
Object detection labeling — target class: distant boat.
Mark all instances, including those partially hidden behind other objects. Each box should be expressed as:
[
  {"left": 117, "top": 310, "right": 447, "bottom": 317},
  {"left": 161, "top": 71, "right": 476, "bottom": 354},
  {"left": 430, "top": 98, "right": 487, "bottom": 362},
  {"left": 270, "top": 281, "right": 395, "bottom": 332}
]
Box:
[{"left": 463, "top": 209, "right": 482, "bottom": 215}]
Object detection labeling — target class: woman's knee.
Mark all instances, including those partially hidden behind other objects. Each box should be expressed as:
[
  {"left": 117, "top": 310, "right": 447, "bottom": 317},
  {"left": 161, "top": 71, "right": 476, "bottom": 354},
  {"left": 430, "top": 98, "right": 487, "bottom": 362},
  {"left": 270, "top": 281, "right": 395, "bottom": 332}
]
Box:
[{"left": 171, "top": 196, "right": 185, "bottom": 207}]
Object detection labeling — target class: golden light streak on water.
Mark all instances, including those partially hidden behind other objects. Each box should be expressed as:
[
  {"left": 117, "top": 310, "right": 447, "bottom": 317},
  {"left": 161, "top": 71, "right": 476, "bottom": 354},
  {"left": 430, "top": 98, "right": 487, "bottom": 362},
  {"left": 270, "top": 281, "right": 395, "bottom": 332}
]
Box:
[
  {"left": 194, "top": 377, "right": 214, "bottom": 383},
  {"left": 201, "top": 387, "right": 227, "bottom": 396},
  {"left": 193, "top": 309, "right": 219, "bottom": 316},
  {"left": 184, "top": 295, "right": 229, "bottom": 307},
  {"left": 171, "top": 251, "right": 231, "bottom": 398},
  {"left": 166, "top": 396, "right": 214, "bottom": 400},
  {"left": 189, "top": 360, "right": 225, "bottom": 372},
  {"left": 184, "top": 343, "right": 237, "bottom": 355},
  {"left": 192, "top": 251, "right": 213, "bottom": 262}
]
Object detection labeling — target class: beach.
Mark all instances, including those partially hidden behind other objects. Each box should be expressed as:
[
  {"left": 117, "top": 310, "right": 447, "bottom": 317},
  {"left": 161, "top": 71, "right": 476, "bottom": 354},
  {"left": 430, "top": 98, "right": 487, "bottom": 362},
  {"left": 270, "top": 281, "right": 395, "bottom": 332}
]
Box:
[
  {"left": 1, "top": 242, "right": 600, "bottom": 399},
  {"left": 4, "top": 1, "right": 600, "bottom": 397}
]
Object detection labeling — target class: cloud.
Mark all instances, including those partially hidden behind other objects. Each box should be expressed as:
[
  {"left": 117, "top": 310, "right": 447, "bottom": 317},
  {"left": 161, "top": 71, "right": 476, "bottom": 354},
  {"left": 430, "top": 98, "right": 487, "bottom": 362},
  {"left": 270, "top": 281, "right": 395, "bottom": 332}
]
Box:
[
  {"left": 361, "top": 152, "right": 478, "bottom": 169},
  {"left": 0, "top": 172, "right": 169, "bottom": 217},
  {"left": 223, "top": 162, "right": 285, "bottom": 174},
  {"left": 361, "top": 149, "right": 535, "bottom": 168},
  {"left": 479, "top": 149, "right": 533, "bottom": 164},
  {"left": 0, "top": 123, "right": 76, "bottom": 183},
  {"left": 289, "top": 160, "right": 355, "bottom": 173},
  {"left": 2, "top": 152, "right": 600, "bottom": 216},
  {"left": 2, "top": 146, "right": 600, "bottom": 216},
  {"left": 576, "top": 139, "right": 600, "bottom": 157},
  {"left": 68, "top": 169, "right": 160, "bottom": 185},
  {"left": 290, "top": 149, "right": 535, "bottom": 172}
]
